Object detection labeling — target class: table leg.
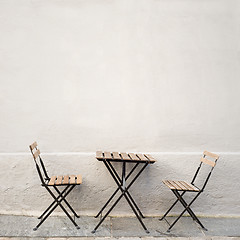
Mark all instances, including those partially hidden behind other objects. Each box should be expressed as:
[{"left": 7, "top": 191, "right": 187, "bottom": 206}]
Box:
[
  {"left": 108, "top": 161, "right": 145, "bottom": 218},
  {"left": 92, "top": 161, "right": 149, "bottom": 233},
  {"left": 95, "top": 162, "right": 141, "bottom": 218}
]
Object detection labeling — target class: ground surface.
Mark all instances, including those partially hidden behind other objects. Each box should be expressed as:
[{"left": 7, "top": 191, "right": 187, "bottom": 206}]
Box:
[{"left": 0, "top": 215, "right": 239, "bottom": 239}]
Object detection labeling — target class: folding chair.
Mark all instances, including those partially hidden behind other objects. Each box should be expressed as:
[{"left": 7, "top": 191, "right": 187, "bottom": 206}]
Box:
[
  {"left": 29, "top": 141, "right": 82, "bottom": 231},
  {"left": 160, "top": 151, "right": 219, "bottom": 232}
]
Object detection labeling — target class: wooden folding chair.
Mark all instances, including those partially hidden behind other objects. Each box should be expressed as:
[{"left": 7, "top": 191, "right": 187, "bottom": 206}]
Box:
[
  {"left": 29, "top": 141, "right": 82, "bottom": 231},
  {"left": 160, "top": 151, "right": 219, "bottom": 232}
]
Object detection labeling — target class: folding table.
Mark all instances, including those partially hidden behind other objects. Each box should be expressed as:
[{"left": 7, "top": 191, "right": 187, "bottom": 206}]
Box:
[{"left": 92, "top": 151, "right": 156, "bottom": 233}]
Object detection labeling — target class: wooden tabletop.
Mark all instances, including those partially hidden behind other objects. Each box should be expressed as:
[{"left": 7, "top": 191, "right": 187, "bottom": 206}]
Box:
[{"left": 96, "top": 151, "right": 156, "bottom": 163}]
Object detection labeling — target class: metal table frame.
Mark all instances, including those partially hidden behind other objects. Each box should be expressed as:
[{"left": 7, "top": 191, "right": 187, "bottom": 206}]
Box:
[{"left": 92, "top": 151, "right": 156, "bottom": 233}]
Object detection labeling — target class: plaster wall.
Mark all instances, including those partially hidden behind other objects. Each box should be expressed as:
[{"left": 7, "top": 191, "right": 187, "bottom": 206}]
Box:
[
  {"left": 0, "top": 0, "right": 239, "bottom": 216},
  {"left": 0, "top": 152, "right": 239, "bottom": 217}
]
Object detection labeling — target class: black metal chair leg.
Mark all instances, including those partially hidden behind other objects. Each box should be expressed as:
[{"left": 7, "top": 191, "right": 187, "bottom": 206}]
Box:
[
  {"left": 167, "top": 207, "right": 187, "bottom": 232},
  {"left": 172, "top": 190, "right": 199, "bottom": 221},
  {"left": 159, "top": 191, "right": 186, "bottom": 221},
  {"left": 38, "top": 186, "right": 70, "bottom": 219},
  {"left": 38, "top": 199, "right": 56, "bottom": 219},
  {"left": 46, "top": 186, "right": 80, "bottom": 229},
  {"left": 38, "top": 185, "right": 70, "bottom": 219},
  {"left": 53, "top": 186, "right": 80, "bottom": 218},
  {"left": 173, "top": 190, "right": 206, "bottom": 230},
  {"left": 34, "top": 185, "right": 80, "bottom": 230},
  {"left": 34, "top": 186, "right": 70, "bottom": 230},
  {"left": 167, "top": 191, "right": 205, "bottom": 232},
  {"left": 34, "top": 201, "right": 59, "bottom": 230}
]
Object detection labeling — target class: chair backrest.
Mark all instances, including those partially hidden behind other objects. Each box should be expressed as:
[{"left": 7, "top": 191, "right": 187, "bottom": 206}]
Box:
[
  {"left": 191, "top": 151, "right": 219, "bottom": 191},
  {"left": 29, "top": 142, "right": 50, "bottom": 185}
]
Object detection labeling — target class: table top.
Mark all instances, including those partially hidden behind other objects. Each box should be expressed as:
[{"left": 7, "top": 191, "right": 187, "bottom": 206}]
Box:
[{"left": 96, "top": 151, "right": 156, "bottom": 164}]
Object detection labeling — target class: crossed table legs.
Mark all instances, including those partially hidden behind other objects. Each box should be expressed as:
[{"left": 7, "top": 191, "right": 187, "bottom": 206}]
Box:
[{"left": 92, "top": 160, "right": 150, "bottom": 233}]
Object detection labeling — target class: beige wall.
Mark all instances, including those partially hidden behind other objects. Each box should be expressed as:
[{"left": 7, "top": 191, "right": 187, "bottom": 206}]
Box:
[{"left": 0, "top": 0, "right": 239, "bottom": 216}]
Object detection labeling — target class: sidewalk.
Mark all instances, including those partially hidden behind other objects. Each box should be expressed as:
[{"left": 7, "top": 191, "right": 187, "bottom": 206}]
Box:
[{"left": 0, "top": 215, "right": 239, "bottom": 239}]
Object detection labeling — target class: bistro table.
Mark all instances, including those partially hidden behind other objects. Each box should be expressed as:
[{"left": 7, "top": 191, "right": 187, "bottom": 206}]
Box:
[{"left": 92, "top": 151, "right": 156, "bottom": 233}]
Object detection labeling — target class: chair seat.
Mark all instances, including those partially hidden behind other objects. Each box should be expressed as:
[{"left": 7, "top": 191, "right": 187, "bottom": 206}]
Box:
[
  {"left": 48, "top": 175, "right": 82, "bottom": 186},
  {"left": 163, "top": 180, "right": 199, "bottom": 192}
]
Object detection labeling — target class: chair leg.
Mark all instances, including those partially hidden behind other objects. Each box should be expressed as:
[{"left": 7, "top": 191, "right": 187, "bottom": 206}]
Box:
[
  {"left": 34, "top": 185, "right": 80, "bottom": 230},
  {"left": 53, "top": 186, "right": 80, "bottom": 218},
  {"left": 173, "top": 190, "right": 207, "bottom": 230},
  {"left": 172, "top": 190, "right": 199, "bottom": 221},
  {"left": 46, "top": 185, "right": 80, "bottom": 229},
  {"left": 34, "top": 186, "right": 70, "bottom": 230},
  {"left": 159, "top": 191, "right": 186, "bottom": 221},
  {"left": 167, "top": 190, "right": 206, "bottom": 232},
  {"left": 39, "top": 186, "right": 80, "bottom": 219},
  {"left": 167, "top": 206, "right": 186, "bottom": 232},
  {"left": 38, "top": 197, "right": 58, "bottom": 219}
]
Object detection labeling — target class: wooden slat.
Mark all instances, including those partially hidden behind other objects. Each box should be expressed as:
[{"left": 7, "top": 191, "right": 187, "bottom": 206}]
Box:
[
  {"left": 168, "top": 180, "right": 182, "bottom": 190},
  {"left": 96, "top": 151, "right": 104, "bottom": 159},
  {"left": 70, "top": 175, "right": 76, "bottom": 184},
  {"left": 173, "top": 180, "right": 188, "bottom": 191},
  {"left": 56, "top": 176, "right": 63, "bottom": 185},
  {"left": 128, "top": 153, "right": 140, "bottom": 161},
  {"left": 203, "top": 151, "right": 219, "bottom": 160},
  {"left": 48, "top": 176, "right": 57, "bottom": 186},
  {"left": 136, "top": 154, "right": 148, "bottom": 161},
  {"left": 201, "top": 157, "right": 216, "bottom": 167},
  {"left": 163, "top": 180, "right": 176, "bottom": 190},
  {"left": 120, "top": 152, "right": 131, "bottom": 161},
  {"left": 144, "top": 154, "right": 156, "bottom": 162},
  {"left": 33, "top": 149, "right": 40, "bottom": 159},
  {"left": 29, "top": 142, "right": 37, "bottom": 151},
  {"left": 181, "top": 181, "right": 199, "bottom": 191},
  {"left": 188, "top": 182, "right": 199, "bottom": 192},
  {"left": 164, "top": 179, "right": 199, "bottom": 192},
  {"left": 77, "top": 174, "right": 82, "bottom": 184},
  {"left": 63, "top": 175, "right": 69, "bottom": 184},
  {"left": 112, "top": 152, "right": 121, "bottom": 160},
  {"left": 178, "top": 181, "right": 194, "bottom": 191},
  {"left": 103, "top": 151, "right": 112, "bottom": 160},
  {"left": 162, "top": 180, "right": 172, "bottom": 189}
]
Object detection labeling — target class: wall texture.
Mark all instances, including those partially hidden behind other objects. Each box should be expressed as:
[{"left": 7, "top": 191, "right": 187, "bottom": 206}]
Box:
[
  {"left": 0, "top": 0, "right": 239, "bottom": 217},
  {"left": 0, "top": 152, "right": 239, "bottom": 217}
]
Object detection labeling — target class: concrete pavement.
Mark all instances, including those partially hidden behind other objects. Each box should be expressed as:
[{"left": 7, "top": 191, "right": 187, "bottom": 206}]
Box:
[{"left": 0, "top": 215, "right": 239, "bottom": 240}]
